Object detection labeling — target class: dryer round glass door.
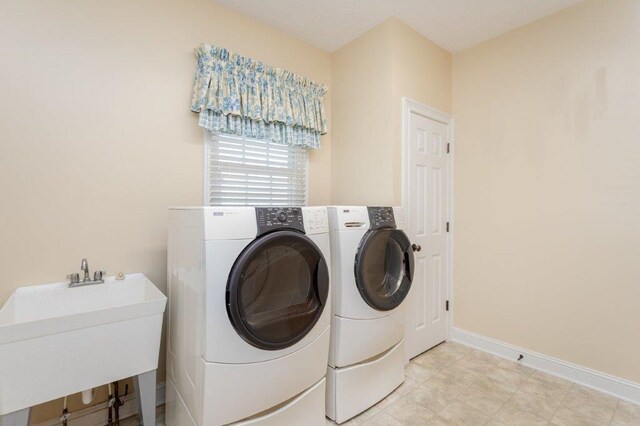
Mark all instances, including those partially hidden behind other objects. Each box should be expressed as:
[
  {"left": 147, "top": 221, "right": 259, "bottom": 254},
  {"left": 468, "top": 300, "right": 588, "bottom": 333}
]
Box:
[
  {"left": 355, "top": 229, "right": 414, "bottom": 311},
  {"left": 227, "top": 230, "right": 329, "bottom": 350}
]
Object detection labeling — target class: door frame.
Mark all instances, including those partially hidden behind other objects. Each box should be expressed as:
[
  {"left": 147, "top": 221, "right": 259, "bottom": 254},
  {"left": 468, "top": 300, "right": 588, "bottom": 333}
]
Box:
[{"left": 401, "top": 97, "right": 455, "bottom": 352}]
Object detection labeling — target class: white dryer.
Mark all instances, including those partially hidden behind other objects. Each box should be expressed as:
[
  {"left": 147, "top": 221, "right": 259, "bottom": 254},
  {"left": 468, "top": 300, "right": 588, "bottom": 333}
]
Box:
[
  {"left": 326, "top": 206, "right": 415, "bottom": 424},
  {"left": 166, "top": 206, "right": 331, "bottom": 426}
]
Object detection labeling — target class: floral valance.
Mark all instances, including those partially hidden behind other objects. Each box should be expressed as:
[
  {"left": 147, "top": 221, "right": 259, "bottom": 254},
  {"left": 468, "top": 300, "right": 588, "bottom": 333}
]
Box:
[{"left": 191, "top": 44, "right": 328, "bottom": 149}]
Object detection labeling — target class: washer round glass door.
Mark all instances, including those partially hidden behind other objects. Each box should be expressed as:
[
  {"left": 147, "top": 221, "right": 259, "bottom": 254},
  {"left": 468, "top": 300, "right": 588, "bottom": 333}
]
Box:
[
  {"left": 227, "top": 230, "right": 329, "bottom": 350},
  {"left": 355, "top": 229, "right": 414, "bottom": 311}
]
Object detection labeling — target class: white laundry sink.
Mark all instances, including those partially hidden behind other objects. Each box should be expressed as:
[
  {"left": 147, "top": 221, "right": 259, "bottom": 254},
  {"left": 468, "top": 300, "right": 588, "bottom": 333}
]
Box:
[{"left": 0, "top": 273, "right": 166, "bottom": 421}]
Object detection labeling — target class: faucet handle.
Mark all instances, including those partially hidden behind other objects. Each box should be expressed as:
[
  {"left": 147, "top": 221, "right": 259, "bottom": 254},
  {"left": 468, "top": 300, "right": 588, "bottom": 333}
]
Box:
[
  {"left": 93, "top": 270, "right": 106, "bottom": 281},
  {"left": 67, "top": 273, "right": 80, "bottom": 284}
]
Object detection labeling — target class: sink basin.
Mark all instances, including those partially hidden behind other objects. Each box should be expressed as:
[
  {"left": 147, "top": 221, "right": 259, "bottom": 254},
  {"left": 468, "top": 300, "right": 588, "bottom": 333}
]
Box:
[{"left": 0, "top": 273, "right": 166, "bottom": 417}]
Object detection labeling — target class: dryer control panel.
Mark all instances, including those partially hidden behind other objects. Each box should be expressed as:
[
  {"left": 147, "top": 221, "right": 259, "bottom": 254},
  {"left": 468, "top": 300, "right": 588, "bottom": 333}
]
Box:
[
  {"left": 256, "top": 207, "right": 305, "bottom": 235},
  {"left": 367, "top": 207, "right": 396, "bottom": 229}
]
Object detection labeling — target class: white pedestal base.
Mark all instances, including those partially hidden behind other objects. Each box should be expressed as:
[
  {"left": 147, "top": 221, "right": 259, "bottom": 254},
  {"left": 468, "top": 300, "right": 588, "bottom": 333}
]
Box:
[{"left": 0, "top": 408, "right": 30, "bottom": 426}]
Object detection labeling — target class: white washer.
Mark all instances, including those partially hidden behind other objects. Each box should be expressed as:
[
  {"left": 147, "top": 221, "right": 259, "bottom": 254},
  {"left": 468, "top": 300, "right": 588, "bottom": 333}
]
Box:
[
  {"left": 326, "top": 206, "right": 415, "bottom": 424},
  {"left": 166, "top": 206, "right": 331, "bottom": 426}
]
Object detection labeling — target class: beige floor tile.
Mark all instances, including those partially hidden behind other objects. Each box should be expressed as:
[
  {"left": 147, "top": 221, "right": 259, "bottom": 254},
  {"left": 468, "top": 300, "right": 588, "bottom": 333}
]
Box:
[
  {"left": 485, "top": 364, "right": 531, "bottom": 388},
  {"left": 529, "top": 370, "right": 573, "bottom": 390},
  {"left": 404, "top": 384, "right": 457, "bottom": 413},
  {"left": 455, "top": 385, "right": 506, "bottom": 416},
  {"left": 550, "top": 406, "right": 608, "bottom": 426},
  {"left": 519, "top": 375, "right": 571, "bottom": 401},
  {"left": 469, "top": 375, "right": 518, "bottom": 401},
  {"left": 418, "top": 416, "right": 447, "bottom": 426},
  {"left": 437, "top": 401, "right": 490, "bottom": 426},
  {"left": 484, "top": 420, "right": 510, "bottom": 426},
  {"left": 442, "top": 341, "right": 472, "bottom": 354},
  {"left": 422, "top": 372, "right": 470, "bottom": 398},
  {"left": 412, "top": 350, "right": 452, "bottom": 371},
  {"left": 363, "top": 411, "right": 404, "bottom": 426},
  {"left": 567, "top": 384, "right": 618, "bottom": 409},
  {"left": 507, "top": 389, "right": 564, "bottom": 420},
  {"left": 562, "top": 385, "right": 616, "bottom": 424},
  {"left": 339, "top": 346, "right": 637, "bottom": 426},
  {"left": 495, "top": 359, "right": 535, "bottom": 376},
  {"left": 461, "top": 346, "right": 491, "bottom": 358},
  {"left": 617, "top": 399, "right": 640, "bottom": 415},
  {"left": 426, "top": 343, "right": 468, "bottom": 364},
  {"left": 612, "top": 399, "right": 640, "bottom": 425},
  {"left": 384, "top": 398, "right": 437, "bottom": 425},
  {"left": 465, "top": 348, "right": 502, "bottom": 363},
  {"left": 492, "top": 400, "right": 548, "bottom": 425},
  {"left": 456, "top": 352, "right": 501, "bottom": 375},
  {"left": 439, "top": 364, "right": 485, "bottom": 387},
  {"left": 435, "top": 350, "right": 466, "bottom": 365},
  {"left": 405, "top": 362, "right": 439, "bottom": 383}
]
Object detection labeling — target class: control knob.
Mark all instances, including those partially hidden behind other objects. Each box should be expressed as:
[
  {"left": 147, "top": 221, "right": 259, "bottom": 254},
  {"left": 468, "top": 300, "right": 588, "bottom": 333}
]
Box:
[{"left": 276, "top": 210, "right": 288, "bottom": 223}]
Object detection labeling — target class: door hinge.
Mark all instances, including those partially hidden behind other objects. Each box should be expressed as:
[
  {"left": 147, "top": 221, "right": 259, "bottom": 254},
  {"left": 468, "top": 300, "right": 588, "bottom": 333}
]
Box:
[
  {"left": 447, "top": 143, "right": 450, "bottom": 154},
  {"left": 446, "top": 222, "right": 450, "bottom": 232},
  {"left": 446, "top": 300, "right": 450, "bottom": 311}
]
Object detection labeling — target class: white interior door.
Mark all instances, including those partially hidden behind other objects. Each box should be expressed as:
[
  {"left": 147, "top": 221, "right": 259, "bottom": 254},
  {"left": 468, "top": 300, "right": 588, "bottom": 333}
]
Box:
[{"left": 405, "top": 110, "right": 450, "bottom": 361}]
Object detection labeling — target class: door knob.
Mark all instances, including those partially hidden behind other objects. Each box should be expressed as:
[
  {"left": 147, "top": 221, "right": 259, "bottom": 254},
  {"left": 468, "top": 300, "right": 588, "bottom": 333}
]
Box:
[{"left": 412, "top": 244, "right": 421, "bottom": 252}]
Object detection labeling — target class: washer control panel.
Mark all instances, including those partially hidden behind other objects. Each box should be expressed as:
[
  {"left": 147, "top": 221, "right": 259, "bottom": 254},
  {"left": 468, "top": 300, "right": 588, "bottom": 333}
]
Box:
[
  {"left": 256, "top": 207, "right": 305, "bottom": 235},
  {"left": 303, "top": 207, "right": 328, "bottom": 234},
  {"left": 367, "top": 207, "right": 396, "bottom": 229}
]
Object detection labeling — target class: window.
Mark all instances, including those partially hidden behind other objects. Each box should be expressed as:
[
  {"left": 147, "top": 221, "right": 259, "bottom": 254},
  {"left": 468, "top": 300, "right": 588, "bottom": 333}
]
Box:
[{"left": 204, "top": 132, "right": 309, "bottom": 206}]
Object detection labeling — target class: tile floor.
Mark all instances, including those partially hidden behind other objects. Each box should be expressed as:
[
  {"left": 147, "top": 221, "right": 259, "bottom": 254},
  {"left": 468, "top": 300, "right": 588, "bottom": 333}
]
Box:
[
  {"left": 327, "top": 342, "right": 640, "bottom": 426},
  {"left": 121, "top": 342, "right": 640, "bottom": 425}
]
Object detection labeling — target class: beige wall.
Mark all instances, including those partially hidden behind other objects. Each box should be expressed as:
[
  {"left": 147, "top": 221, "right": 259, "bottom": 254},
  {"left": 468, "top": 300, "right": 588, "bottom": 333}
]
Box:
[
  {"left": 389, "top": 19, "right": 452, "bottom": 205},
  {"left": 0, "top": 0, "right": 331, "bottom": 421},
  {"left": 331, "top": 18, "right": 451, "bottom": 206},
  {"left": 331, "top": 20, "right": 395, "bottom": 206},
  {"left": 453, "top": 0, "right": 640, "bottom": 383}
]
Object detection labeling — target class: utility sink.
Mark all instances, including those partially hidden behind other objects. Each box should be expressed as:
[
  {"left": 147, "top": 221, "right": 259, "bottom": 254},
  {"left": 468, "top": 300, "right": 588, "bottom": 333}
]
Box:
[{"left": 0, "top": 273, "right": 166, "bottom": 424}]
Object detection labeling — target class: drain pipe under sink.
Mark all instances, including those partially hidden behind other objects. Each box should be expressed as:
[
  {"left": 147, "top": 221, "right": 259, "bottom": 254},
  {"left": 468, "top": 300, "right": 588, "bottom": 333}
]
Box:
[{"left": 81, "top": 388, "right": 94, "bottom": 405}]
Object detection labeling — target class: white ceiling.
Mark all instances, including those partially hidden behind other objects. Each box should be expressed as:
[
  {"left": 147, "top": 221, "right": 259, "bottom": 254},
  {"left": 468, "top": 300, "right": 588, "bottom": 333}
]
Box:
[{"left": 215, "top": 0, "right": 584, "bottom": 53}]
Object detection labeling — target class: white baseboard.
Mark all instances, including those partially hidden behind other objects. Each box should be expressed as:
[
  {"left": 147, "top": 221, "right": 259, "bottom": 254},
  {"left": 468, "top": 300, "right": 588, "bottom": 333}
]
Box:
[
  {"left": 34, "top": 382, "right": 165, "bottom": 426},
  {"left": 451, "top": 327, "right": 640, "bottom": 404}
]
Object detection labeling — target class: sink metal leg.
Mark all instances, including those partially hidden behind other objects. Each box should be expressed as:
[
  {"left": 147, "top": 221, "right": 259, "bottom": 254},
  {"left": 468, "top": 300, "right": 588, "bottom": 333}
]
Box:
[
  {"left": 134, "top": 369, "right": 156, "bottom": 426},
  {"left": 1, "top": 407, "right": 31, "bottom": 426}
]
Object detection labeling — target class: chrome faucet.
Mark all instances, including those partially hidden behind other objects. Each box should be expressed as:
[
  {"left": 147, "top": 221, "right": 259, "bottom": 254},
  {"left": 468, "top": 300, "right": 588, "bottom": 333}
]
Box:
[
  {"left": 81, "top": 258, "right": 90, "bottom": 282},
  {"left": 67, "top": 258, "right": 106, "bottom": 287}
]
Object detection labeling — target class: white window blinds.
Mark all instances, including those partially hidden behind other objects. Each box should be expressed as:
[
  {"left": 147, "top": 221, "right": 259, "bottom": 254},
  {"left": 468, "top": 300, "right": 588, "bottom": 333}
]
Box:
[{"left": 205, "top": 132, "right": 309, "bottom": 206}]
